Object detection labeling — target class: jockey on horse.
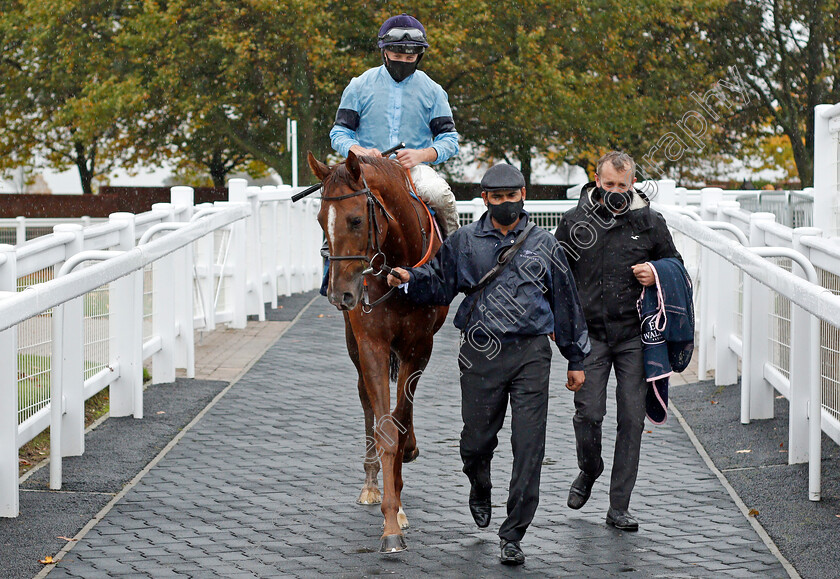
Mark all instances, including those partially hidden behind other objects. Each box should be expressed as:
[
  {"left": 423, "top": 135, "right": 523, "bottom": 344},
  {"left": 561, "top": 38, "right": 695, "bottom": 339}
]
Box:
[{"left": 328, "top": 12, "right": 460, "bottom": 237}]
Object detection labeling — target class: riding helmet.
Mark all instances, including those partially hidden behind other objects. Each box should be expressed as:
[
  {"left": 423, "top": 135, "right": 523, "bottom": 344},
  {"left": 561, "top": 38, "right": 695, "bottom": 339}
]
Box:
[{"left": 377, "top": 13, "right": 429, "bottom": 54}]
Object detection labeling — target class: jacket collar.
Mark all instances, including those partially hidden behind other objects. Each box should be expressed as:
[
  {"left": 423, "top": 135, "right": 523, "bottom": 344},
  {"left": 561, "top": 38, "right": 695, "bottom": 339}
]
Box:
[
  {"left": 476, "top": 210, "right": 531, "bottom": 237},
  {"left": 567, "top": 182, "right": 652, "bottom": 230}
]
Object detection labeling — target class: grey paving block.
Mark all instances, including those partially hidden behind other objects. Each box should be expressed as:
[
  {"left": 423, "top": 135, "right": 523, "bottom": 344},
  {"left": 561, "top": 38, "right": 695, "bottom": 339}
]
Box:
[{"left": 31, "top": 297, "right": 796, "bottom": 578}]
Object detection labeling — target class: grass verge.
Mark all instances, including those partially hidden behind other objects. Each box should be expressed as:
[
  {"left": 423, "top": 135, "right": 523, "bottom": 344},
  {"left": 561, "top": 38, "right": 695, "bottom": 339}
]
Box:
[{"left": 17, "top": 367, "right": 152, "bottom": 477}]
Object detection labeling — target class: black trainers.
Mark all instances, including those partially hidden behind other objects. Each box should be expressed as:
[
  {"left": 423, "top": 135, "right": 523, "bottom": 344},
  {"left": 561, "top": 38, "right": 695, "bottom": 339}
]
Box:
[
  {"left": 500, "top": 539, "right": 525, "bottom": 565},
  {"left": 606, "top": 507, "right": 639, "bottom": 531},
  {"left": 468, "top": 485, "right": 491, "bottom": 528},
  {"left": 567, "top": 461, "right": 603, "bottom": 510}
]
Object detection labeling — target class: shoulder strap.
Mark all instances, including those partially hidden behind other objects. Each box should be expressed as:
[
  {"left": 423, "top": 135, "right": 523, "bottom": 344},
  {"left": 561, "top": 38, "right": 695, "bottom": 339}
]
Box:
[{"left": 464, "top": 220, "right": 536, "bottom": 296}]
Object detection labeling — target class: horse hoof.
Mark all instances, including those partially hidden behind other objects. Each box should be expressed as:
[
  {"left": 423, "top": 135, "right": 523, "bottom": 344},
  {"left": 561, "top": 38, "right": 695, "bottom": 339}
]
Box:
[
  {"left": 398, "top": 506, "right": 409, "bottom": 529},
  {"left": 403, "top": 448, "right": 420, "bottom": 463},
  {"left": 357, "top": 488, "right": 382, "bottom": 505},
  {"left": 379, "top": 534, "right": 407, "bottom": 554}
]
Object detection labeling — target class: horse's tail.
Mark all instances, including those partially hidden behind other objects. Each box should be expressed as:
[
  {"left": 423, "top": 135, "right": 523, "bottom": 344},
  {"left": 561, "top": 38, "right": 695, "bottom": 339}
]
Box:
[{"left": 389, "top": 351, "right": 400, "bottom": 383}]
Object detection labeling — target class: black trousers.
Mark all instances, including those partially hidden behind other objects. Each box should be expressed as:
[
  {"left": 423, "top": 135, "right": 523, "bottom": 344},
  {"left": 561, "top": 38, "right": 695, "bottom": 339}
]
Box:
[
  {"left": 459, "top": 334, "right": 551, "bottom": 542},
  {"left": 573, "top": 335, "right": 647, "bottom": 511}
]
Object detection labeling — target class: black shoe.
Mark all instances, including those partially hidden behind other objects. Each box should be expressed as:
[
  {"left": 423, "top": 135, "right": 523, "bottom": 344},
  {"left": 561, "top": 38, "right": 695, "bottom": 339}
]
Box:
[
  {"left": 468, "top": 485, "right": 491, "bottom": 528},
  {"left": 606, "top": 507, "right": 639, "bottom": 531},
  {"left": 567, "top": 463, "right": 602, "bottom": 510},
  {"left": 500, "top": 539, "right": 525, "bottom": 565}
]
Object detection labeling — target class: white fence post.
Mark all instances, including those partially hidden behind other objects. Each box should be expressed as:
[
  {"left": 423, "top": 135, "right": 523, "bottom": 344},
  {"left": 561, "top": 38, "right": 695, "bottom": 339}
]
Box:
[
  {"left": 0, "top": 245, "right": 19, "bottom": 517},
  {"left": 194, "top": 204, "right": 217, "bottom": 332},
  {"left": 53, "top": 224, "right": 85, "bottom": 458},
  {"left": 15, "top": 216, "right": 25, "bottom": 246},
  {"left": 657, "top": 179, "right": 677, "bottom": 205},
  {"left": 697, "top": 187, "right": 723, "bottom": 380},
  {"left": 788, "top": 227, "right": 823, "bottom": 465},
  {"left": 108, "top": 213, "right": 144, "bottom": 418},
  {"left": 217, "top": 199, "right": 249, "bottom": 329},
  {"left": 229, "top": 180, "right": 265, "bottom": 321},
  {"left": 472, "top": 198, "right": 485, "bottom": 223},
  {"left": 248, "top": 186, "right": 269, "bottom": 309},
  {"left": 151, "top": 203, "right": 177, "bottom": 385},
  {"left": 304, "top": 198, "right": 322, "bottom": 290},
  {"left": 170, "top": 187, "right": 195, "bottom": 378},
  {"left": 741, "top": 212, "right": 776, "bottom": 423},
  {"left": 713, "top": 201, "right": 741, "bottom": 385},
  {"left": 813, "top": 104, "right": 835, "bottom": 236},
  {"left": 289, "top": 198, "right": 303, "bottom": 294},
  {"left": 261, "top": 187, "right": 279, "bottom": 309},
  {"left": 277, "top": 189, "right": 293, "bottom": 297}
]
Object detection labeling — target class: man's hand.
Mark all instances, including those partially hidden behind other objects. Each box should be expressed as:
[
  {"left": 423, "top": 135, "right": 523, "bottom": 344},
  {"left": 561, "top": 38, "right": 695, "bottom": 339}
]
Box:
[
  {"left": 349, "top": 145, "right": 381, "bottom": 158},
  {"left": 631, "top": 263, "right": 655, "bottom": 287},
  {"left": 387, "top": 267, "right": 410, "bottom": 287},
  {"left": 395, "top": 148, "right": 437, "bottom": 169},
  {"left": 565, "top": 370, "right": 585, "bottom": 392}
]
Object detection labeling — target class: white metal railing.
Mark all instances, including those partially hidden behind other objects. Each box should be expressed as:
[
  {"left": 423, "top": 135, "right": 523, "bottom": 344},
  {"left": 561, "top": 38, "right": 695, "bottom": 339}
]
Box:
[
  {"left": 657, "top": 190, "right": 840, "bottom": 503},
  {"left": 0, "top": 216, "right": 106, "bottom": 246},
  {"left": 814, "top": 102, "right": 840, "bottom": 236},
  {"left": 1, "top": 181, "right": 323, "bottom": 517}
]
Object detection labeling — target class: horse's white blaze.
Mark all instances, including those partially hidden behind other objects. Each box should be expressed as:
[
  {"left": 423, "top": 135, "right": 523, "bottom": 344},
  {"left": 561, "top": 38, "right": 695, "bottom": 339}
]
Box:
[{"left": 327, "top": 204, "right": 336, "bottom": 244}]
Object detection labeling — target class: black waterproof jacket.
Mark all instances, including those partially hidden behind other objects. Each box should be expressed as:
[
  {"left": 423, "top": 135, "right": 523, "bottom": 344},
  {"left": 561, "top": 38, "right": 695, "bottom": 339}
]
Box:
[{"left": 554, "top": 183, "right": 681, "bottom": 346}]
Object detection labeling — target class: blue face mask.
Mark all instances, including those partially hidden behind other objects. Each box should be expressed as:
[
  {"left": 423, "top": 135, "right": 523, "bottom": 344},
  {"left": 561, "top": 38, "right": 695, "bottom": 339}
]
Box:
[{"left": 489, "top": 200, "right": 524, "bottom": 226}]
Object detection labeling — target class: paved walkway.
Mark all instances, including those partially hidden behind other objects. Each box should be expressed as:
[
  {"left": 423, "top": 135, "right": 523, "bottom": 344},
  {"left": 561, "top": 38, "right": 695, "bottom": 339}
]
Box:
[{"left": 29, "top": 294, "right": 797, "bottom": 578}]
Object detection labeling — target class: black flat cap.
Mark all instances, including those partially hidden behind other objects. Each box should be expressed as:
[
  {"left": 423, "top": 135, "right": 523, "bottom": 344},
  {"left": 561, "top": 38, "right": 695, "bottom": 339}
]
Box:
[{"left": 481, "top": 163, "right": 526, "bottom": 191}]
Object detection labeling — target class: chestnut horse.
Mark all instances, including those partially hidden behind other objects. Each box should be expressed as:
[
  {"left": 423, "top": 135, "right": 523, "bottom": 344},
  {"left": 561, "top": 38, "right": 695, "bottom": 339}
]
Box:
[{"left": 308, "top": 151, "right": 448, "bottom": 553}]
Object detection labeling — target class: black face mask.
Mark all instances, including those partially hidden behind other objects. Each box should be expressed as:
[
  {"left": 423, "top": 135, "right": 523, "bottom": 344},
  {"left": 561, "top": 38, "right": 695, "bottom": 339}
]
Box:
[
  {"left": 384, "top": 56, "right": 418, "bottom": 82},
  {"left": 488, "top": 200, "right": 524, "bottom": 226},
  {"left": 594, "top": 186, "right": 633, "bottom": 215}
]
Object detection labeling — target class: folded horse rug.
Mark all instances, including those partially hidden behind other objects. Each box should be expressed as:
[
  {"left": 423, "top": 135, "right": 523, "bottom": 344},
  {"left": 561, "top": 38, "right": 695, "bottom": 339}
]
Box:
[{"left": 637, "top": 258, "right": 694, "bottom": 424}]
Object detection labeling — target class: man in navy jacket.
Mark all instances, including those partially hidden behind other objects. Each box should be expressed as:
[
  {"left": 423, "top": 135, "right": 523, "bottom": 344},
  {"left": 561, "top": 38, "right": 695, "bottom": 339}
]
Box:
[
  {"left": 554, "top": 151, "right": 681, "bottom": 532},
  {"left": 388, "top": 163, "right": 589, "bottom": 565}
]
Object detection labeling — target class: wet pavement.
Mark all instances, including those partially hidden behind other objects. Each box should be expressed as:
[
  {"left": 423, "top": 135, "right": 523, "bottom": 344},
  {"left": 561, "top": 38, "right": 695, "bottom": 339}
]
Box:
[{"left": 5, "top": 292, "right": 823, "bottom": 577}]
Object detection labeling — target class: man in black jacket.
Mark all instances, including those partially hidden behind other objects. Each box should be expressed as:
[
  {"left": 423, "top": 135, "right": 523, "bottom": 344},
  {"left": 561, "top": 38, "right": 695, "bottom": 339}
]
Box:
[
  {"left": 388, "top": 163, "right": 590, "bottom": 565},
  {"left": 554, "top": 151, "right": 681, "bottom": 531}
]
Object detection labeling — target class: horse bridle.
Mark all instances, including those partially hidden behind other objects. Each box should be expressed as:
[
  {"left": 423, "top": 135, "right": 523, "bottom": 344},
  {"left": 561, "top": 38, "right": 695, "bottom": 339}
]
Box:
[{"left": 321, "top": 170, "right": 401, "bottom": 313}]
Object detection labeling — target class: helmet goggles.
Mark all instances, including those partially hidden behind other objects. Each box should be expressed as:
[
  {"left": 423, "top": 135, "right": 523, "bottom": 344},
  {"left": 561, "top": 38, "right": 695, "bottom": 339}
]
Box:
[{"left": 378, "top": 26, "right": 428, "bottom": 52}]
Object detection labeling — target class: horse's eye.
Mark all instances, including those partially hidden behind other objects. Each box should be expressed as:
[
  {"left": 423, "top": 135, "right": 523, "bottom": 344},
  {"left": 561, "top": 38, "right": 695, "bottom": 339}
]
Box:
[{"left": 349, "top": 217, "right": 363, "bottom": 229}]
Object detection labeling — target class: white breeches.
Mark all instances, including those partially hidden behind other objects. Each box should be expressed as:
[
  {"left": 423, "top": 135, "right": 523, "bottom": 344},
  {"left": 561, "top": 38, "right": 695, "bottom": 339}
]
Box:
[{"left": 409, "top": 164, "right": 460, "bottom": 235}]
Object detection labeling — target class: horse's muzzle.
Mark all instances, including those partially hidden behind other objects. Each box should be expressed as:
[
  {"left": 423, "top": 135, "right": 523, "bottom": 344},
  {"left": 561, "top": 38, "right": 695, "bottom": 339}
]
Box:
[{"left": 331, "top": 291, "right": 359, "bottom": 311}]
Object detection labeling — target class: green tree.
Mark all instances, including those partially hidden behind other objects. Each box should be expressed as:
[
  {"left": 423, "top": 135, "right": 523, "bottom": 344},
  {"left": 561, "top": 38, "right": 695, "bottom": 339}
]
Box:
[
  {"left": 122, "top": 0, "right": 365, "bottom": 186},
  {"left": 705, "top": 0, "right": 840, "bottom": 186},
  {"left": 423, "top": 0, "right": 730, "bottom": 186},
  {"left": 0, "top": 1, "right": 144, "bottom": 194}
]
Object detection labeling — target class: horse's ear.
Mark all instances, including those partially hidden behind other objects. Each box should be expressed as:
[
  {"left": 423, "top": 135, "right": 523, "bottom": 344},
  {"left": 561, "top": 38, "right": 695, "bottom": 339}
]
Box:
[
  {"left": 307, "top": 151, "right": 331, "bottom": 182},
  {"left": 346, "top": 150, "right": 362, "bottom": 183}
]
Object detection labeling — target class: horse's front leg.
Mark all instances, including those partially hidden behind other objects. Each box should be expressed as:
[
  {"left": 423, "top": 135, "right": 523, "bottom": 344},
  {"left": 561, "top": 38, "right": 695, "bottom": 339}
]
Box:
[
  {"left": 358, "top": 375, "right": 383, "bottom": 504},
  {"left": 358, "top": 345, "right": 405, "bottom": 553},
  {"left": 345, "top": 315, "right": 381, "bottom": 505},
  {"left": 391, "top": 345, "right": 433, "bottom": 534}
]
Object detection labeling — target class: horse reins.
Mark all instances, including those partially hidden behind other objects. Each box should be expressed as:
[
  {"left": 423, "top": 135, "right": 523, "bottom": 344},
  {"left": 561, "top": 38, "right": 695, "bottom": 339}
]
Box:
[{"left": 321, "top": 166, "right": 438, "bottom": 313}]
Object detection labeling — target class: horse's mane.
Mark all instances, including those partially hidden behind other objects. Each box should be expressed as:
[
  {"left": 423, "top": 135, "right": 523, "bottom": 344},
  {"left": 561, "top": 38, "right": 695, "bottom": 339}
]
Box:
[{"left": 326, "top": 156, "right": 408, "bottom": 197}]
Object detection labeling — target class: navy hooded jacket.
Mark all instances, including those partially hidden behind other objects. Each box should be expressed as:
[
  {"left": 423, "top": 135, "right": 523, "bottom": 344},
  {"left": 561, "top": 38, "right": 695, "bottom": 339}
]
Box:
[{"left": 404, "top": 211, "right": 591, "bottom": 370}]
